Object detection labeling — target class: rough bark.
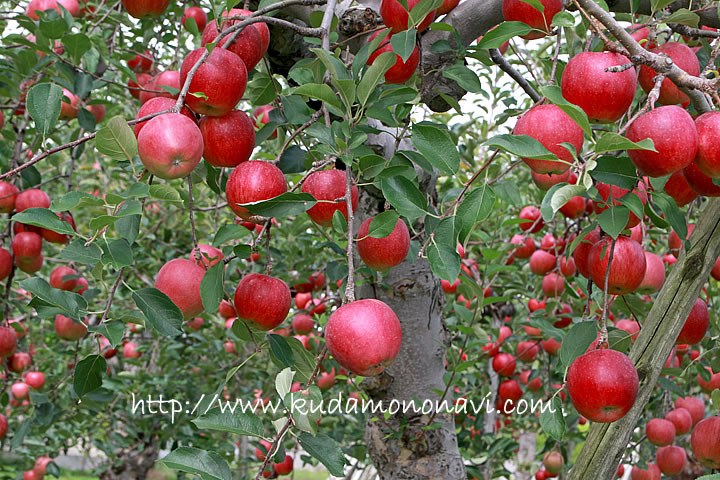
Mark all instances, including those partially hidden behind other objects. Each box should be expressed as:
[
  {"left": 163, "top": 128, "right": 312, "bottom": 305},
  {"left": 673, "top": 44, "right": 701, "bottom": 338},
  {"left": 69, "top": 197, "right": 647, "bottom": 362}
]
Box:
[{"left": 570, "top": 197, "right": 720, "bottom": 479}]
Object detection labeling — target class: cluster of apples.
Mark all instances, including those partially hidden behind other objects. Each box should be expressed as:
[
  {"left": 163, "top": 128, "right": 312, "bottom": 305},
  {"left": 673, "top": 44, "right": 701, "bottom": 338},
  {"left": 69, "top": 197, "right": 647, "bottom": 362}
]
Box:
[{"left": 255, "top": 440, "right": 294, "bottom": 478}]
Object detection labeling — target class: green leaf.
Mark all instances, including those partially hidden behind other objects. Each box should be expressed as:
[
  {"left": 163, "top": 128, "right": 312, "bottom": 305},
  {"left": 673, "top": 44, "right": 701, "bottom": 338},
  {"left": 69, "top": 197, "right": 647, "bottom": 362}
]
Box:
[
  {"left": 519, "top": 0, "right": 544, "bottom": 12},
  {"left": 540, "top": 85, "right": 591, "bottom": 136},
  {"left": 293, "top": 83, "right": 344, "bottom": 115},
  {"left": 246, "top": 72, "right": 280, "bottom": 106},
  {"left": 711, "top": 390, "right": 720, "bottom": 412},
  {"left": 73, "top": 355, "right": 106, "bottom": 398},
  {"left": 20, "top": 277, "right": 87, "bottom": 320},
  {"left": 102, "top": 239, "right": 133, "bottom": 269},
  {"left": 485, "top": 134, "right": 557, "bottom": 160},
  {"left": 412, "top": 123, "right": 460, "bottom": 175},
  {"left": 595, "top": 132, "right": 656, "bottom": 154},
  {"left": 161, "top": 447, "right": 232, "bottom": 480},
  {"left": 391, "top": 29, "right": 417, "bottom": 63},
  {"left": 51, "top": 191, "right": 105, "bottom": 211},
  {"left": 665, "top": 8, "right": 699, "bottom": 27},
  {"left": 287, "top": 337, "right": 317, "bottom": 383},
  {"left": 200, "top": 262, "right": 224, "bottom": 314},
  {"left": 12, "top": 208, "right": 75, "bottom": 235},
  {"left": 277, "top": 146, "right": 307, "bottom": 174},
  {"left": 239, "top": 192, "right": 316, "bottom": 218},
  {"left": 95, "top": 115, "right": 138, "bottom": 161},
  {"left": 132, "top": 288, "right": 184, "bottom": 337},
  {"left": 368, "top": 211, "right": 400, "bottom": 238},
  {"left": 540, "top": 183, "right": 566, "bottom": 221},
  {"left": 653, "top": 192, "right": 687, "bottom": 242},
  {"left": 456, "top": 184, "right": 495, "bottom": 243},
  {"left": 310, "top": 48, "right": 352, "bottom": 81},
  {"left": 475, "top": 21, "right": 532, "bottom": 49},
  {"left": 427, "top": 217, "right": 461, "bottom": 282},
  {"left": 550, "top": 184, "right": 586, "bottom": 215},
  {"left": 59, "top": 240, "right": 103, "bottom": 265},
  {"left": 286, "top": 387, "right": 323, "bottom": 434},
  {"left": 551, "top": 11, "right": 575, "bottom": 27},
  {"left": 268, "top": 334, "right": 295, "bottom": 369},
  {"left": 275, "top": 367, "right": 294, "bottom": 398},
  {"left": 597, "top": 206, "right": 630, "bottom": 239},
  {"left": 539, "top": 396, "right": 565, "bottom": 441},
  {"left": 442, "top": 64, "right": 483, "bottom": 93},
  {"left": 213, "top": 224, "right": 248, "bottom": 246},
  {"left": 149, "top": 184, "right": 182, "bottom": 202},
  {"left": 358, "top": 51, "right": 396, "bottom": 106},
  {"left": 297, "top": 432, "right": 346, "bottom": 476},
  {"left": 560, "top": 321, "right": 597, "bottom": 367},
  {"left": 408, "top": 0, "right": 442, "bottom": 27},
  {"left": 88, "top": 321, "right": 124, "bottom": 348},
  {"left": 590, "top": 156, "right": 638, "bottom": 190},
  {"left": 192, "top": 408, "right": 265, "bottom": 438},
  {"left": 696, "top": 475, "right": 720, "bottom": 480},
  {"left": 380, "top": 176, "right": 428, "bottom": 220},
  {"left": 27, "top": 83, "right": 62, "bottom": 142},
  {"left": 62, "top": 33, "right": 90, "bottom": 63},
  {"left": 650, "top": 0, "right": 674, "bottom": 11}
]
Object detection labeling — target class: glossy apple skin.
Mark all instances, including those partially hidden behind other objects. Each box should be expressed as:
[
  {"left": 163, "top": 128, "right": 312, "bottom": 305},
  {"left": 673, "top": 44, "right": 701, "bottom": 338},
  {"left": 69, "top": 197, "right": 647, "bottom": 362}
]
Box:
[
  {"left": 182, "top": 6, "right": 207, "bottom": 32},
  {"left": 664, "top": 169, "right": 698, "bottom": 206},
  {"left": 665, "top": 408, "right": 693, "bottom": 435},
  {"left": 518, "top": 205, "right": 544, "bottom": 233},
  {"left": 13, "top": 232, "right": 42, "bottom": 260},
  {"left": 0, "top": 181, "right": 19, "bottom": 213},
  {"left": 273, "top": 455, "right": 294, "bottom": 475},
  {"left": 325, "top": 299, "right": 402, "bottom": 376},
  {"left": 15, "top": 188, "right": 50, "bottom": 212},
  {"left": 655, "top": 446, "right": 686, "bottom": 476},
  {"left": 140, "top": 70, "right": 180, "bottom": 104},
  {"left": 11, "top": 382, "right": 29, "bottom": 399},
  {"left": 436, "top": 0, "right": 459, "bottom": 15},
  {"left": 201, "top": 9, "right": 264, "bottom": 71},
  {"left": 199, "top": 111, "right": 255, "bottom": 168},
  {"left": 683, "top": 160, "right": 720, "bottom": 196},
  {"left": 626, "top": 106, "right": 698, "bottom": 177},
  {"left": 54, "top": 314, "right": 87, "bottom": 341},
  {"left": 380, "top": 0, "right": 436, "bottom": 33},
  {"left": 531, "top": 170, "right": 570, "bottom": 190},
  {"left": 697, "top": 367, "right": 720, "bottom": 392},
  {"left": 138, "top": 113, "right": 204, "bottom": 180},
  {"left": 492, "top": 352, "right": 516, "bottom": 377},
  {"left": 502, "top": 0, "right": 561, "bottom": 39},
  {"left": 154, "top": 259, "right": 206, "bottom": 319},
  {"left": 646, "top": 418, "right": 676, "bottom": 446},
  {"left": 560, "top": 195, "right": 585, "bottom": 219},
  {"left": 615, "top": 319, "right": 640, "bottom": 341},
  {"left": 567, "top": 348, "right": 639, "bottom": 423},
  {"left": 27, "top": 0, "right": 80, "bottom": 19},
  {"left": 357, "top": 217, "right": 410, "bottom": 271},
  {"left": 301, "top": 169, "right": 359, "bottom": 226},
  {"left": 121, "top": 0, "right": 170, "bottom": 18},
  {"left": 190, "top": 244, "right": 224, "bottom": 268},
  {"left": 542, "top": 273, "right": 564, "bottom": 297},
  {"left": 638, "top": 43, "right": 700, "bottom": 106},
  {"left": 675, "top": 396, "right": 704, "bottom": 425},
  {"left": 676, "top": 298, "right": 708, "bottom": 345},
  {"left": 637, "top": 252, "right": 665, "bottom": 294},
  {"left": 234, "top": 273, "right": 291, "bottom": 330},
  {"left": 693, "top": 112, "right": 720, "bottom": 177},
  {"left": 561, "top": 52, "right": 637, "bottom": 123},
  {"left": 133, "top": 97, "right": 196, "bottom": 137},
  {"left": 0, "top": 326, "right": 17, "bottom": 357},
  {"left": 180, "top": 48, "right": 248, "bottom": 117},
  {"left": 367, "top": 30, "right": 420, "bottom": 84},
  {"left": 588, "top": 235, "right": 646, "bottom": 295},
  {"left": 226, "top": 161, "right": 287, "bottom": 219},
  {"left": 292, "top": 314, "right": 314, "bottom": 334},
  {"left": 511, "top": 234, "right": 535, "bottom": 258},
  {"left": 50, "top": 266, "right": 81, "bottom": 291},
  {"left": 0, "top": 248, "right": 12, "bottom": 281},
  {"left": 691, "top": 416, "right": 720, "bottom": 469},
  {"left": 574, "top": 226, "right": 603, "bottom": 277},
  {"left": 529, "top": 250, "right": 555, "bottom": 275},
  {"left": 25, "top": 371, "right": 46, "bottom": 389},
  {"left": 513, "top": 105, "right": 583, "bottom": 174},
  {"left": 560, "top": 256, "right": 576, "bottom": 277}
]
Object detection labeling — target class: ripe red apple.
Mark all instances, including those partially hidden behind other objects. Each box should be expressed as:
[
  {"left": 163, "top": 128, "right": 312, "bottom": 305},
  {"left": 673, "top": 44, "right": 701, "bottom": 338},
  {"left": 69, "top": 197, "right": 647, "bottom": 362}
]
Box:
[
  {"left": 691, "top": 416, "right": 720, "bottom": 469},
  {"left": 676, "top": 298, "right": 708, "bottom": 345},
  {"left": 0, "top": 181, "right": 19, "bottom": 213},
  {"left": 664, "top": 169, "right": 698, "bottom": 206},
  {"left": 513, "top": 105, "right": 583, "bottom": 174},
  {"left": 588, "top": 235, "right": 646, "bottom": 295},
  {"left": 12, "top": 231, "right": 42, "bottom": 260},
  {"left": 492, "top": 352, "right": 516, "bottom": 377},
  {"left": 561, "top": 52, "right": 637, "bottom": 123},
  {"left": 273, "top": 455, "right": 294, "bottom": 475},
  {"left": 615, "top": 319, "right": 640, "bottom": 342},
  {"left": 140, "top": 70, "right": 180, "bottom": 104},
  {"left": 50, "top": 265, "right": 81, "bottom": 291},
  {"left": 8, "top": 352, "right": 31, "bottom": 373},
  {"left": 636, "top": 252, "right": 664, "bottom": 294},
  {"left": 58, "top": 88, "right": 79, "bottom": 120},
  {"left": 367, "top": 30, "right": 420, "bottom": 84},
  {"left": 0, "top": 326, "right": 17, "bottom": 357},
  {"left": 26, "top": 0, "right": 80, "bottom": 19},
  {"left": 683, "top": 160, "right": 720, "bottom": 196},
  {"left": 692, "top": 111, "right": 720, "bottom": 178},
  {"left": 325, "top": 299, "right": 402, "bottom": 376},
  {"left": 155, "top": 258, "right": 206, "bottom": 319},
  {"left": 15, "top": 188, "right": 50, "bottom": 212},
  {"left": 441, "top": 278, "right": 460, "bottom": 293},
  {"left": 626, "top": 105, "right": 698, "bottom": 177},
  {"left": 301, "top": 169, "right": 359, "bottom": 226},
  {"left": 502, "top": 0, "right": 561, "bottom": 39},
  {"left": 41, "top": 212, "right": 75, "bottom": 243},
  {"left": 646, "top": 418, "right": 676, "bottom": 446},
  {"left": 517, "top": 341, "right": 539, "bottom": 362},
  {"left": 638, "top": 43, "right": 700, "bottom": 106},
  {"left": 518, "top": 205, "right": 544, "bottom": 233},
  {"left": 55, "top": 314, "right": 87, "bottom": 340},
  {"left": 529, "top": 250, "right": 555, "bottom": 275},
  {"left": 25, "top": 371, "right": 45, "bottom": 390},
  {"left": 180, "top": 47, "right": 248, "bottom": 116},
  {"left": 665, "top": 408, "right": 693, "bottom": 435},
  {"left": 560, "top": 195, "right": 586, "bottom": 219},
  {"left": 34, "top": 457, "right": 53, "bottom": 476},
  {"left": 219, "top": 300, "right": 236, "bottom": 319},
  {"left": 436, "top": 0, "right": 459, "bottom": 15},
  {"left": 189, "top": 244, "right": 224, "bottom": 268},
  {"left": 199, "top": 110, "right": 255, "bottom": 168},
  {"left": 380, "top": 0, "right": 436, "bottom": 33},
  {"left": 567, "top": 348, "right": 639, "bottom": 422},
  {"left": 226, "top": 161, "right": 287, "bottom": 219},
  {"left": 560, "top": 256, "right": 576, "bottom": 277},
  {"left": 357, "top": 217, "right": 410, "bottom": 271},
  {"left": 542, "top": 273, "right": 564, "bottom": 297},
  {"left": 11, "top": 382, "right": 29, "bottom": 401},
  {"left": 133, "top": 97, "right": 196, "bottom": 137},
  {"left": 317, "top": 370, "right": 336, "bottom": 390},
  {"left": 499, "top": 379, "right": 523, "bottom": 402},
  {"left": 128, "top": 50, "right": 153, "bottom": 72},
  {"left": 187, "top": 317, "right": 204, "bottom": 331},
  {"left": 128, "top": 72, "right": 152, "bottom": 99},
  {"left": 201, "top": 9, "right": 265, "bottom": 71},
  {"left": 138, "top": 113, "right": 204, "bottom": 179},
  {"left": 0, "top": 248, "right": 12, "bottom": 281},
  {"left": 252, "top": 105, "right": 277, "bottom": 139},
  {"left": 182, "top": 6, "right": 207, "bottom": 32},
  {"left": 531, "top": 170, "right": 570, "bottom": 190},
  {"left": 87, "top": 103, "right": 105, "bottom": 124},
  {"left": 511, "top": 235, "right": 535, "bottom": 258},
  {"left": 16, "top": 254, "right": 44, "bottom": 274},
  {"left": 656, "top": 445, "right": 686, "bottom": 475},
  {"left": 292, "top": 314, "right": 314, "bottom": 334},
  {"left": 234, "top": 273, "right": 291, "bottom": 330},
  {"left": 123, "top": 341, "right": 141, "bottom": 358},
  {"left": 675, "top": 396, "right": 704, "bottom": 425},
  {"left": 594, "top": 181, "right": 647, "bottom": 228},
  {"left": 541, "top": 337, "right": 561, "bottom": 355},
  {"left": 121, "top": 0, "right": 170, "bottom": 18}
]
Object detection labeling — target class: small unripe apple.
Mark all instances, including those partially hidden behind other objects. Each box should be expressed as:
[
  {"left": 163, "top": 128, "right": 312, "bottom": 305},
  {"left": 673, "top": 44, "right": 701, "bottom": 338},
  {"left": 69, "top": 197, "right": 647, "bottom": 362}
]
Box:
[{"left": 543, "top": 451, "right": 564, "bottom": 475}]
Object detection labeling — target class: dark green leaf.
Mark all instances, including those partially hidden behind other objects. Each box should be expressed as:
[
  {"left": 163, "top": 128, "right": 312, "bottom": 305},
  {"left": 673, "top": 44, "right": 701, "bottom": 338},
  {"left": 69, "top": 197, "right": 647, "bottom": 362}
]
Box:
[
  {"left": 59, "top": 240, "right": 103, "bottom": 265},
  {"left": 412, "top": 123, "right": 460, "bottom": 175},
  {"left": 442, "top": 64, "right": 483, "bottom": 93},
  {"left": 27, "top": 83, "right": 62, "bottom": 142},
  {"left": 597, "top": 206, "right": 630, "bottom": 239},
  {"left": 539, "top": 396, "right": 565, "bottom": 441},
  {"left": 73, "top": 355, "right": 106, "bottom": 397},
  {"left": 240, "top": 192, "right": 316, "bottom": 218},
  {"left": 88, "top": 321, "right": 124, "bottom": 348},
  {"left": 95, "top": 115, "right": 138, "bottom": 161},
  {"left": 368, "top": 211, "right": 400, "bottom": 238},
  {"left": 102, "top": 239, "right": 133, "bottom": 268},
  {"left": 485, "top": 134, "right": 557, "bottom": 160},
  {"left": 390, "top": 29, "right": 417, "bottom": 63},
  {"left": 277, "top": 146, "right": 306, "bottom": 174},
  {"left": 380, "top": 176, "right": 428, "bottom": 219},
  {"left": 213, "top": 224, "right": 248, "bottom": 246},
  {"left": 559, "top": 321, "right": 597, "bottom": 367},
  {"left": 161, "top": 447, "right": 232, "bottom": 480},
  {"left": 132, "top": 288, "right": 184, "bottom": 337},
  {"left": 200, "top": 262, "right": 224, "bottom": 314},
  {"left": 20, "top": 277, "right": 87, "bottom": 320},
  {"left": 12, "top": 208, "right": 75, "bottom": 235},
  {"left": 595, "top": 132, "right": 656, "bottom": 154},
  {"left": 456, "top": 184, "right": 495, "bottom": 243},
  {"left": 267, "top": 333, "right": 295, "bottom": 368},
  {"left": 298, "top": 432, "right": 346, "bottom": 476},
  {"left": 475, "top": 21, "right": 532, "bottom": 49},
  {"left": 192, "top": 407, "right": 265, "bottom": 438},
  {"left": 591, "top": 156, "right": 638, "bottom": 190}
]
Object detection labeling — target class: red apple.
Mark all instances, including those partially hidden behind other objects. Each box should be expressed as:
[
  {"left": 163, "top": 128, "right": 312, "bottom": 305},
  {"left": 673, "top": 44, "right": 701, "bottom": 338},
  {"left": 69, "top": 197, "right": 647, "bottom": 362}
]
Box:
[
  {"left": 123, "top": 341, "right": 141, "bottom": 358},
  {"left": 121, "top": 0, "right": 170, "bottom": 18},
  {"left": 189, "top": 244, "right": 224, "bottom": 268},
  {"left": 436, "top": 0, "right": 459, "bottom": 15},
  {"left": 226, "top": 161, "right": 287, "bottom": 219},
  {"left": 513, "top": 105, "right": 583, "bottom": 174},
  {"left": 511, "top": 234, "right": 536, "bottom": 258},
  {"left": 234, "top": 273, "right": 291, "bottom": 330},
  {"left": 201, "top": 9, "right": 265, "bottom": 71},
  {"left": 664, "top": 169, "right": 698, "bottom": 206},
  {"left": 683, "top": 159, "right": 720, "bottom": 196},
  {"left": 691, "top": 416, "right": 720, "bottom": 469},
  {"left": 379, "top": 0, "right": 436, "bottom": 33},
  {"left": 656, "top": 445, "right": 686, "bottom": 475},
  {"left": 55, "top": 314, "right": 87, "bottom": 340},
  {"left": 12, "top": 231, "right": 42, "bottom": 260},
  {"left": 59, "top": 88, "right": 79, "bottom": 120},
  {"left": 317, "top": 370, "right": 336, "bottom": 390},
  {"left": 588, "top": 235, "right": 646, "bottom": 295},
  {"left": 676, "top": 298, "right": 708, "bottom": 345},
  {"left": 559, "top": 195, "right": 586, "bottom": 219},
  {"left": 529, "top": 250, "right": 555, "bottom": 275},
  {"left": 630, "top": 464, "right": 661, "bottom": 480},
  {"left": 541, "top": 337, "right": 561, "bottom": 355},
  {"left": 0, "top": 326, "right": 17, "bottom": 357},
  {"left": 675, "top": 396, "right": 705, "bottom": 425},
  {"left": 41, "top": 212, "right": 75, "bottom": 243},
  {"left": 492, "top": 352, "right": 516, "bottom": 377},
  {"left": 518, "top": 205, "right": 544, "bottom": 233},
  {"left": 441, "top": 278, "right": 460, "bottom": 293},
  {"left": 615, "top": 318, "right": 640, "bottom": 342},
  {"left": 15, "top": 188, "right": 50, "bottom": 212},
  {"left": 252, "top": 105, "right": 277, "bottom": 139},
  {"left": 542, "top": 273, "right": 564, "bottom": 297},
  {"left": 0, "top": 181, "right": 19, "bottom": 213},
  {"left": 561, "top": 52, "right": 637, "bottom": 123},
  {"left": 357, "top": 217, "right": 410, "bottom": 271},
  {"left": 128, "top": 72, "right": 152, "bottom": 99},
  {"left": 646, "top": 418, "right": 676, "bottom": 446},
  {"left": 517, "top": 341, "right": 539, "bottom": 362},
  {"left": 199, "top": 110, "right": 255, "bottom": 167},
  {"left": 325, "top": 299, "right": 402, "bottom": 376},
  {"left": 543, "top": 451, "right": 564, "bottom": 475},
  {"left": 128, "top": 51, "right": 153, "bottom": 72},
  {"left": 27, "top": 0, "right": 80, "bottom": 19},
  {"left": 182, "top": 6, "right": 207, "bottom": 32},
  {"left": 593, "top": 181, "right": 647, "bottom": 228},
  {"left": 638, "top": 42, "right": 700, "bottom": 106},
  {"left": 0, "top": 248, "right": 12, "bottom": 281},
  {"left": 16, "top": 255, "right": 44, "bottom": 274},
  {"left": 301, "top": 169, "right": 359, "bottom": 226},
  {"left": 138, "top": 113, "right": 204, "bottom": 180},
  {"left": 636, "top": 252, "right": 664, "bottom": 294},
  {"left": 218, "top": 300, "right": 236, "bottom": 319},
  {"left": 567, "top": 348, "right": 638, "bottom": 422},
  {"left": 665, "top": 408, "right": 693, "bottom": 435},
  {"left": 366, "top": 30, "right": 420, "bottom": 84},
  {"left": 140, "top": 70, "right": 180, "bottom": 104},
  {"left": 155, "top": 258, "right": 206, "bottom": 319},
  {"left": 273, "top": 455, "right": 294, "bottom": 475},
  {"left": 133, "top": 97, "right": 196, "bottom": 137},
  {"left": 693, "top": 112, "right": 720, "bottom": 177},
  {"left": 292, "top": 314, "right": 314, "bottom": 334},
  {"left": 187, "top": 317, "right": 204, "bottom": 331},
  {"left": 87, "top": 103, "right": 105, "bottom": 123},
  {"left": 25, "top": 371, "right": 45, "bottom": 390},
  {"left": 50, "top": 266, "right": 82, "bottom": 291},
  {"left": 560, "top": 256, "right": 576, "bottom": 277},
  {"left": 502, "top": 0, "right": 562, "bottom": 39},
  {"left": 531, "top": 170, "right": 570, "bottom": 190},
  {"left": 180, "top": 47, "right": 248, "bottom": 117},
  {"left": 626, "top": 105, "right": 698, "bottom": 177},
  {"left": 8, "top": 352, "right": 31, "bottom": 373},
  {"left": 499, "top": 379, "right": 523, "bottom": 402},
  {"left": 34, "top": 457, "right": 53, "bottom": 476}
]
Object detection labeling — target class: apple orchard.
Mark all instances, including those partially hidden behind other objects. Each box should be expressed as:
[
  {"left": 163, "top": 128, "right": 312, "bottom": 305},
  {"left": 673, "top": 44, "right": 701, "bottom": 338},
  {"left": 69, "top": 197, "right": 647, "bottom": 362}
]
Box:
[{"left": 1, "top": 0, "right": 720, "bottom": 477}]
